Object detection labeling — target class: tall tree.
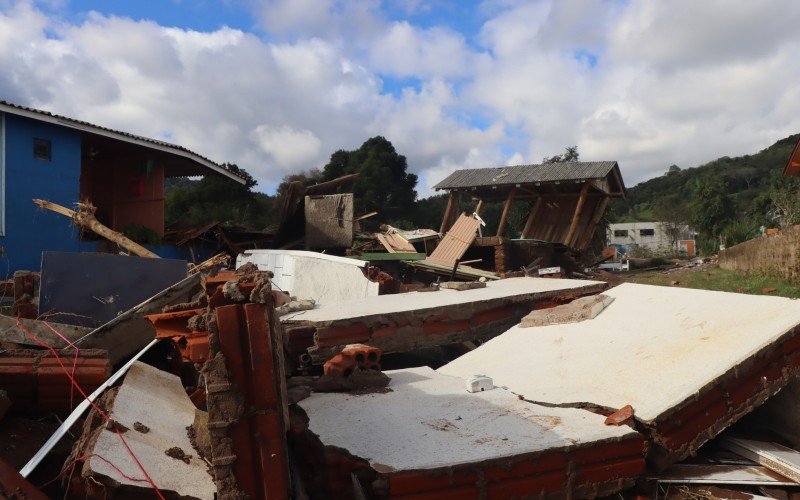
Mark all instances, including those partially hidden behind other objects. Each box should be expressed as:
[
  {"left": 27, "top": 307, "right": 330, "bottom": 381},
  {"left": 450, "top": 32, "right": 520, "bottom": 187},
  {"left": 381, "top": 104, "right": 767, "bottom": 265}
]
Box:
[
  {"left": 165, "top": 163, "right": 274, "bottom": 229},
  {"left": 689, "top": 176, "right": 737, "bottom": 238},
  {"left": 321, "top": 136, "right": 418, "bottom": 222},
  {"left": 655, "top": 195, "right": 691, "bottom": 250}
]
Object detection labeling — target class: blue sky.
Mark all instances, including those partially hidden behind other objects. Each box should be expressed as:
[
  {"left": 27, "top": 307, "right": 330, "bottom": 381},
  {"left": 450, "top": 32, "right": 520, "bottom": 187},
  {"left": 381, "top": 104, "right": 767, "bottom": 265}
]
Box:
[{"left": 2, "top": 0, "right": 800, "bottom": 195}]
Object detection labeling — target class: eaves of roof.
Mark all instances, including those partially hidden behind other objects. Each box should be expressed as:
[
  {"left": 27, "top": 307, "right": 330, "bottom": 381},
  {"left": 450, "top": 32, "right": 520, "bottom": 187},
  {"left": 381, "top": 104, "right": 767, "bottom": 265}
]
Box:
[{"left": 0, "top": 100, "right": 246, "bottom": 185}]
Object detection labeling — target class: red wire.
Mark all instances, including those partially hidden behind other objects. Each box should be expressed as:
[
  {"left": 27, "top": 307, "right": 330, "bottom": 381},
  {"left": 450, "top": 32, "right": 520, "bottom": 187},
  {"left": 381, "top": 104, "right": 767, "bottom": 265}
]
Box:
[
  {"left": 42, "top": 320, "right": 79, "bottom": 411},
  {"left": 16, "top": 317, "right": 166, "bottom": 500},
  {"left": 39, "top": 453, "right": 150, "bottom": 489}
]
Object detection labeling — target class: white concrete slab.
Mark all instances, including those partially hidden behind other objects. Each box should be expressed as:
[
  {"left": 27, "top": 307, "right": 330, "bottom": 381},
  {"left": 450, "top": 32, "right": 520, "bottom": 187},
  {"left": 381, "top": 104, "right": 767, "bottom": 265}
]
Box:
[
  {"left": 237, "top": 249, "right": 379, "bottom": 304},
  {"left": 439, "top": 283, "right": 800, "bottom": 423},
  {"left": 88, "top": 362, "right": 215, "bottom": 499},
  {"left": 299, "top": 366, "right": 637, "bottom": 472},
  {"left": 282, "top": 277, "right": 605, "bottom": 323}
]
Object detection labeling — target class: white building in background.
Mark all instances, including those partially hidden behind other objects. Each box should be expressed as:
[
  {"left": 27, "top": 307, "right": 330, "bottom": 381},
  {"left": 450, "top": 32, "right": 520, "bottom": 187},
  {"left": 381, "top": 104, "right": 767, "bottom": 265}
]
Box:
[{"left": 607, "top": 222, "right": 697, "bottom": 255}]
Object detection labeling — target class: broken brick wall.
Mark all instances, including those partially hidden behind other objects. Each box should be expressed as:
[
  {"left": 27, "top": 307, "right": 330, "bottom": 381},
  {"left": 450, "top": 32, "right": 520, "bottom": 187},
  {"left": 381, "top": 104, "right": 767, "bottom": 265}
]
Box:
[{"left": 719, "top": 224, "right": 800, "bottom": 283}]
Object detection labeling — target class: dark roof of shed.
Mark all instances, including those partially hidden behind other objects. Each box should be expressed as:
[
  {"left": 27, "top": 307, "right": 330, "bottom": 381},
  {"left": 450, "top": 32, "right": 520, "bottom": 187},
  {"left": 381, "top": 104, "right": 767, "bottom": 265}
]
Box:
[
  {"left": 433, "top": 161, "right": 619, "bottom": 190},
  {"left": 0, "top": 99, "right": 245, "bottom": 184}
]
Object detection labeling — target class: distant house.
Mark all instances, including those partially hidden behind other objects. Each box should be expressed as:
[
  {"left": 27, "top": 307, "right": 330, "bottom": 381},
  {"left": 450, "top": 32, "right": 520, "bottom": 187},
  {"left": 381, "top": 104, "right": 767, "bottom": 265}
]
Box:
[
  {"left": 608, "top": 222, "right": 696, "bottom": 255},
  {"left": 0, "top": 100, "right": 245, "bottom": 272}
]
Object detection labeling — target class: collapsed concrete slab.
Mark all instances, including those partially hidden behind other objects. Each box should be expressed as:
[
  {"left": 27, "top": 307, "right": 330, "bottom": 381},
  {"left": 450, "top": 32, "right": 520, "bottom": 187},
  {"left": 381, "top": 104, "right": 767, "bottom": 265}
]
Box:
[
  {"left": 72, "top": 362, "right": 215, "bottom": 499},
  {"left": 299, "top": 366, "right": 645, "bottom": 498},
  {"left": 439, "top": 283, "right": 800, "bottom": 467},
  {"left": 237, "top": 249, "right": 379, "bottom": 303},
  {"left": 281, "top": 277, "right": 607, "bottom": 365}
]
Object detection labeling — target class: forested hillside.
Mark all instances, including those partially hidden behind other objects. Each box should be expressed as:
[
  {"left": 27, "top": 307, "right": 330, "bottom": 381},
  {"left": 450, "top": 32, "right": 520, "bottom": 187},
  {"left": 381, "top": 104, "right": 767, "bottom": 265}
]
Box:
[
  {"left": 610, "top": 134, "right": 800, "bottom": 252},
  {"left": 612, "top": 134, "right": 798, "bottom": 223}
]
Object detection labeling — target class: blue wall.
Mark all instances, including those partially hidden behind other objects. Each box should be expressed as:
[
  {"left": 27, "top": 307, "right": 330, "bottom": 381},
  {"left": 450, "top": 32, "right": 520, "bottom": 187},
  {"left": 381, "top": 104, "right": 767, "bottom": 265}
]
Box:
[
  {"left": 0, "top": 112, "right": 98, "bottom": 274},
  {"left": 0, "top": 113, "right": 197, "bottom": 274}
]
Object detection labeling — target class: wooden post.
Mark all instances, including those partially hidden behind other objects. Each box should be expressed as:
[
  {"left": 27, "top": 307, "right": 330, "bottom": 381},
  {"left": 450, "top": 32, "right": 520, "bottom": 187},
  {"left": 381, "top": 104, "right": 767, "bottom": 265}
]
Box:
[
  {"left": 520, "top": 196, "right": 542, "bottom": 239},
  {"left": 495, "top": 187, "right": 516, "bottom": 237},
  {"left": 576, "top": 196, "right": 610, "bottom": 251},
  {"left": 564, "top": 184, "right": 590, "bottom": 247},
  {"left": 439, "top": 192, "right": 457, "bottom": 234},
  {"left": 475, "top": 199, "right": 483, "bottom": 215}
]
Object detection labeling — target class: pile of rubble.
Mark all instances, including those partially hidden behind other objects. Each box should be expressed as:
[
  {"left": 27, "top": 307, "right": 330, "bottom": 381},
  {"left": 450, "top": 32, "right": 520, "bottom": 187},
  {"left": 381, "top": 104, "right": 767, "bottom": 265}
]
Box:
[{"left": 3, "top": 248, "right": 800, "bottom": 499}]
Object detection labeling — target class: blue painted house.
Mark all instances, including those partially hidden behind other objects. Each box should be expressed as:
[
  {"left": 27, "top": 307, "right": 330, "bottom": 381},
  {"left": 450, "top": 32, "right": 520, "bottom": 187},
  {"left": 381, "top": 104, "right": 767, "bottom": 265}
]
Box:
[{"left": 0, "top": 100, "right": 245, "bottom": 273}]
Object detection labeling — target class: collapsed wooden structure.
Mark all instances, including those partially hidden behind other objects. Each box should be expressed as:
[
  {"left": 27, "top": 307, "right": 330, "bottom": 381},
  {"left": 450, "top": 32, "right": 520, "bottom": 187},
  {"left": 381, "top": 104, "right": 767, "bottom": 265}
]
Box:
[{"left": 434, "top": 161, "right": 627, "bottom": 252}]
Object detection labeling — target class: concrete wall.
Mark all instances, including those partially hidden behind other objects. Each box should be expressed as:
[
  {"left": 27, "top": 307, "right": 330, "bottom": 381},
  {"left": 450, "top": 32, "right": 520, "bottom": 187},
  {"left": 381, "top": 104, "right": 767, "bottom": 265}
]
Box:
[
  {"left": 719, "top": 225, "right": 800, "bottom": 282},
  {"left": 236, "top": 249, "right": 379, "bottom": 303}
]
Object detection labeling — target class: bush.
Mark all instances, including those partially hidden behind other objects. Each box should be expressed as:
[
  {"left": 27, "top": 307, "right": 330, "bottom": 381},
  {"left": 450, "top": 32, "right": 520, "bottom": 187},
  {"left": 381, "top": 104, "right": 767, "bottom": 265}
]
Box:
[{"left": 722, "top": 219, "right": 759, "bottom": 248}]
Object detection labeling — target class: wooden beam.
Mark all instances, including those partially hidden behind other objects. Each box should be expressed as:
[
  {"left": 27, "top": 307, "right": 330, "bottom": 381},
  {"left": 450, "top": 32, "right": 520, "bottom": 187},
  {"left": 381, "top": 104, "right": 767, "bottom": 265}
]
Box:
[
  {"left": 439, "top": 192, "right": 457, "bottom": 234},
  {"left": 575, "top": 195, "right": 610, "bottom": 251},
  {"left": 33, "top": 199, "right": 160, "bottom": 258},
  {"left": 563, "top": 183, "right": 590, "bottom": 247},
  {"left": 612, "top": 166, "right": 626, "bottom": 199},
  {"left": 475, "top": 199, "right": 483, "bottom": 215},
  {"left": 520, "top": 197, "right": 543, "bottom": 238},
  {"left": 495, "top": 187, "right": 516, "bottom": 237}
]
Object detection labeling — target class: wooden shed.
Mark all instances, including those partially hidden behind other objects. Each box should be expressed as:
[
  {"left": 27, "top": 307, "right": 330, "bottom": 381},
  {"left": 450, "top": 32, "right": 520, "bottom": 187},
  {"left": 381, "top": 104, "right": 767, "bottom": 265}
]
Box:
[{"left": 433, "top": 161, "right": 626, "bottom": 253}]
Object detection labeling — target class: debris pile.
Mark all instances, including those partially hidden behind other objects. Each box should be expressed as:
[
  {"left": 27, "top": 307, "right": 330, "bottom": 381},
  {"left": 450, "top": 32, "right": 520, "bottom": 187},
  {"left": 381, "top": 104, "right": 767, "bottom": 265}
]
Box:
[{"left": 4, "top": 243, "right": 800, "bottom": 499}]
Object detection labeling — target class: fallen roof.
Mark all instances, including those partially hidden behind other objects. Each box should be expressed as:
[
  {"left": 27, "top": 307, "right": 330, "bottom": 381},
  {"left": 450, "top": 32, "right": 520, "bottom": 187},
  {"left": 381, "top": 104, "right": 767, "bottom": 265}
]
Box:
[
  {"left": 439, "top": 283, "right": 800, "bottom": 466},
  {"left": 281, "top": 277, "right": 607, "bottom": 364},
  {"left": 299, "top": 366, "right": 644, "bottom": 497},
  {"left": 0, "top": 100, "right": 245, "bottom": 184},
  {"left": 433, "top": 161, "right": 623, "bottom": 191}
]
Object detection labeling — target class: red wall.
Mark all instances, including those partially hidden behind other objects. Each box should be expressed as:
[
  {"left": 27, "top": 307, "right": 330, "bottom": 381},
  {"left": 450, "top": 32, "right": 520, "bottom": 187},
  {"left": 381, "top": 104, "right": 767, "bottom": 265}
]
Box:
[{"left": 80, "top": 157, "right": 165, "bottom": 236}]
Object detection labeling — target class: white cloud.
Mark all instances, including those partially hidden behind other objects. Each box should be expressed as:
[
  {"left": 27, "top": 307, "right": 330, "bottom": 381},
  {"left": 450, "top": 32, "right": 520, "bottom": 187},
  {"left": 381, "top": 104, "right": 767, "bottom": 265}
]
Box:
[
  {"left": 251, "top": 124, "right": 323, "bottom": 171},
  {"left": 2, "top": 0, "right": 800, "bottom": 196}
]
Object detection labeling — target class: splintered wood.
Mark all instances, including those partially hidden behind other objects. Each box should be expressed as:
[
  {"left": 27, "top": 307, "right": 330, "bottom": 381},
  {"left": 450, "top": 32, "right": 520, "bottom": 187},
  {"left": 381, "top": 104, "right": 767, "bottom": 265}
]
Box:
[
  {"left": 375, "top": 232, "right": 416, "bottom": 253},
  {"left": 33, "top": 199, "right": 159, "bottom": 258},
  {"left": 427, "top": 214, "right": 481, "bottom": 266}
]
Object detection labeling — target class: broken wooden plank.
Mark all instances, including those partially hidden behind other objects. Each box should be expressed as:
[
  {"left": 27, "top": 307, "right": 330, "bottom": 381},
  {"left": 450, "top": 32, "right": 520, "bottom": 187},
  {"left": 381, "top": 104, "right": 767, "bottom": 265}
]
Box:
[
  {"left": 33, "top": 199, "right": 159, "bottom": 258},
  {"left": 720, "top": 437, "right": 800, "bottom": 484},
  {"left": 375, "top": 232, "right": 416, "bottom": 253},
  {"left": 564, "top": 183, "right": 590, "bottom": 247},
  {"left": 428, "top": 214, "right": 481, "bottom": 266},
  {"left": 495, "top": 186, "right": 516, "bottom": 237},
  {"left": 0, "top": 315, "right": 90, "bottom": 349},
  {"left": 520, "top": 196, "right": 542, "bottom": 238}
]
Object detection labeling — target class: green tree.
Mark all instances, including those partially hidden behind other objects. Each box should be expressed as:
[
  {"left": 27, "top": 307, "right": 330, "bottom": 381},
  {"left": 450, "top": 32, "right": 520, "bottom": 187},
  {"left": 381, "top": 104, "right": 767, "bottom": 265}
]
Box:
[
  {"left": 543, "top": 145, "right": 579, "bottom": 164},
  {"left": 165, "top": 163, "right": 274, "bottom": 229},
  {"left": 321, "top": 136, "right": 418, "bottom": 223},
  {"left": 689, "top": 176, "right": 737, "bottom": 238}
]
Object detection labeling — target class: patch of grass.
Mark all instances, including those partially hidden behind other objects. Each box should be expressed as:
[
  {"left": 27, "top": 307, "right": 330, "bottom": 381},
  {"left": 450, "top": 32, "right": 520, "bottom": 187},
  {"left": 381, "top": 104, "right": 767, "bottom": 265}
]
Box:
[{"left": 625, "top": 266, "right": 800, "bottom": 299}]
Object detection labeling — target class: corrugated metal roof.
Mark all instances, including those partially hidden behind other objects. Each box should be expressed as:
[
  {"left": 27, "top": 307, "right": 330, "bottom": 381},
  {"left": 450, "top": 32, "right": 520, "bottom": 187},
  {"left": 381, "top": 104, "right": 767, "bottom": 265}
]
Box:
[
  {"left": 0, "top": 100, "right": 245, "bottom": 184},
  {"left": 433, "top": 161, "right": 619, "bottom": 190}
]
